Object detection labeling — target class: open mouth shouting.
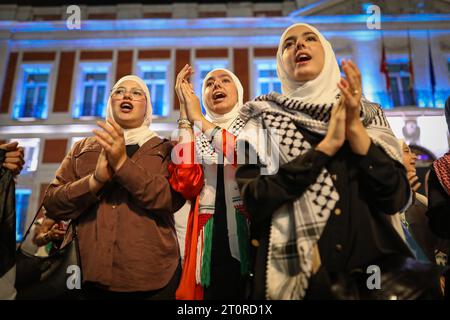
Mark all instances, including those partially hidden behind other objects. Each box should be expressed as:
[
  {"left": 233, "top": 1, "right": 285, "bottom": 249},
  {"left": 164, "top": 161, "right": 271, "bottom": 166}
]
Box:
[
  {"left": 120, "top": 101, "right": 134, "bottom": 113},
  {"left": 212, "top": 90, "right": 227, "bottom": 103},
  {"left": 295, "top": 52, "right": 312, "bottom": 65}
]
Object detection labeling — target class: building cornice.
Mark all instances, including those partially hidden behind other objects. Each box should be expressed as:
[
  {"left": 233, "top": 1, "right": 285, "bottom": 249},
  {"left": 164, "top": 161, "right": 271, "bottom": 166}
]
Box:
[
  {"left": 0, "top": 15, "right": 448, "bottom": 50},
  {"left": 0, "top": 14, "right": 449, "bottom": 34}
]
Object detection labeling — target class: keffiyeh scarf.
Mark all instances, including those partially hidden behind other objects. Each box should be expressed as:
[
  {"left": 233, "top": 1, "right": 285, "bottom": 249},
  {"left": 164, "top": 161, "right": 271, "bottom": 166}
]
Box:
[
  {"left": 433, "top": 153, "right": 450, "bottom": 196},
  {"left": 238, "top": 92, "right": 403, "bottom": 299},
  {"left": 193, "top": 114, "right": 250, "bottom": 288}
]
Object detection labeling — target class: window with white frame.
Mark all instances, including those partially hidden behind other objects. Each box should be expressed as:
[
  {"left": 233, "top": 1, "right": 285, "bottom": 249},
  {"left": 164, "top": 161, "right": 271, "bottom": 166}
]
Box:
[
  {"left": 136, "top": 61, "right": 170, "bottom": 117},
  {"left": 254, "top": 59, "right": 281, "bottom": 97},
  {"left": 9, "top": 138, "right": 40, "bottom": 173},
  {"left": 15, "top": 188, "right": 32, "bottom": 242},
  {"left": 12, "top": 64, "right": 51, "bottom": 120},
  {"left": 73, "top": 63, "right": 111, "bottom": 118},
  {"left": 387, "top": 59, "right": 415, "bottom": 107},
  {"left": 194, "top": 59, "right": 229, "bottom": 112}
]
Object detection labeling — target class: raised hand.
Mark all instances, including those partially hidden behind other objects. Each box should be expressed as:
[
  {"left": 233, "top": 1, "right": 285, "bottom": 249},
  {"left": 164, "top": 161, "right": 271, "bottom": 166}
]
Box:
[
  {"left": 0, "top": 141, "right": 25, "bottom": 176},
  {"left": 181, "top": 78, "right": 204, "bottom": 123},
  {"left": 176, "top": 64, "right": 191, "bottom": 119},
  {"left": 175, "top": 64, "right": 204, "bottom": 123},
  {"left": 316, "top": 97, "right": 346, "bottom": 156},
  {"left": 338, "top": 59, "right": 363, "bottom": 126},
  {"left": 337, "top": 59, "right": 371, "bottom": 155},
  {"left": 93, "top": 119, "right": 127, "bottom": 172},
  {"left": 175, "top": 64, "right": 216, "bottom": 134}
]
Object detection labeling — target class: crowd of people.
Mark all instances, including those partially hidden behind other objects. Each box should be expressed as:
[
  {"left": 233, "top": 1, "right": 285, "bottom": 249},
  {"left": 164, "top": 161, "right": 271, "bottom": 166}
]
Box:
[{"left": 1, "top": 23, "right": 449, "bottom": 300}]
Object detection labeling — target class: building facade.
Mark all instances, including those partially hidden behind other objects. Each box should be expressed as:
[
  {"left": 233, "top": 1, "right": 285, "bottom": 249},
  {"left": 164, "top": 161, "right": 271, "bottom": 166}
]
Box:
[{"left": 0, "top": 0, "right": 449, "bottom": 240}]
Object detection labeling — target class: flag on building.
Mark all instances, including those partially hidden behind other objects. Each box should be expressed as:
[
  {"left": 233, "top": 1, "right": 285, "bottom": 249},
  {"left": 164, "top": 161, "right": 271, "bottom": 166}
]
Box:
[{"left": 380, "top": 34, "right": 391, "bottom": 92}]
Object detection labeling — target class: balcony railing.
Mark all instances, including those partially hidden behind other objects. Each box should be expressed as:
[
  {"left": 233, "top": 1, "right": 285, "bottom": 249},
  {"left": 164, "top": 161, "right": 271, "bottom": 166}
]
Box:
[
  {"left": 13, "top": 103, "right": 46, "bottom": 119},
  {"left": 74, "top": 102, "right": 105, "bottom": 118},
  {"left": 366, "top": 90, "right": 450, "bottom": 109}
]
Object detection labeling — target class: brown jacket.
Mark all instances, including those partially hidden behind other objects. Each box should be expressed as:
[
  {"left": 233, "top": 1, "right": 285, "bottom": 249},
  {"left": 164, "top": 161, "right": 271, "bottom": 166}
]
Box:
[{"left": 43, "top": 136, "right": 185, "bottom": 292}]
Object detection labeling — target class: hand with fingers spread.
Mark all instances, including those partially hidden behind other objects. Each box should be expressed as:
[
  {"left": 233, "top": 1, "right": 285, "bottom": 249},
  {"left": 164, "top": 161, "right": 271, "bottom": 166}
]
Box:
[
  {"left": 0, "top": 141, "right": 25, "bottom": 176},
  {"left": 316, "top": 97, "right": 347, "bottom": 156},
  {"left": 93, "top": 119, "right": 127, "bottom": 172},
  {"left": 337, "top": 59, "right": 371, "bottom": 155}
]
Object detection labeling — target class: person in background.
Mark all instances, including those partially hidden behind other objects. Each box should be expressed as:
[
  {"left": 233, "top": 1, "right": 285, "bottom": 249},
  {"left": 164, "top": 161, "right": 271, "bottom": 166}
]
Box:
[
  {"left": 427, "top": 96, "right": 450, "bottom": 297},
  {"left": 0, "top": 141, "right": 24, "bottom": 299},
  {"left": 427, "top": 97, "right": 450, "bottom": 239},
  {"left": 399, "top": 140, "right": 435, "bottom": 262}
]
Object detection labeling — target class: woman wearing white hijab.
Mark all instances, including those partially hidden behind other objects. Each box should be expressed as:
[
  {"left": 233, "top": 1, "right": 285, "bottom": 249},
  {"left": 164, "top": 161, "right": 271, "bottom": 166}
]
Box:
[
  {"left": 169, "top": 65, "right": 250, "bottom": 300},
  {"left": 235, "top": 23, "right": 414, "bottom": 299},
  {"left": 44, "top": 75, "right": 184, "bottom": 299}
]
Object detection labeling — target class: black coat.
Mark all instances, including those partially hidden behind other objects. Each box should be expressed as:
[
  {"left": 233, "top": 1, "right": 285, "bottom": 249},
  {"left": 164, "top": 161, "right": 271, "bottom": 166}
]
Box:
[
  {"left": 236, "top": 125, "right": 412, "bottom": 299},
  {"left": 406, "top": 193, "right": 450, "bottom": 262}
]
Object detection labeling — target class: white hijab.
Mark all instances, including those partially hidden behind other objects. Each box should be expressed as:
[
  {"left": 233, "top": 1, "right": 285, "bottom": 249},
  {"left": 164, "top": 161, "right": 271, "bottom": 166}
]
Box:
[
  {"left": 201, "top": 68, "right": 244, "bottom": 129},
  {"left": 277, "top": 23, "right": 341, "bottom": 105},
  {"left": 106, "top": 75, "right": 157, "bottom": 146}
]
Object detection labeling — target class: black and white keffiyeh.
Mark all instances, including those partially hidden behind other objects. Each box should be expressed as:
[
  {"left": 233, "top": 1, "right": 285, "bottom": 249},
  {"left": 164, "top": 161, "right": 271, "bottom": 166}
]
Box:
[
  {"left": 238, "top": 92, "right": 403, "bottom": 300},
  {"left": 195, "top": 116, "right": 247, "bottom": 165}
]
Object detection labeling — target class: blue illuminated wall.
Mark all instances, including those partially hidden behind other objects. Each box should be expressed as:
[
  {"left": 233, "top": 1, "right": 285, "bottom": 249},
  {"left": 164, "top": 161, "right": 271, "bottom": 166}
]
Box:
[{"left": 4, "top": 13, "right": 449, "bottom": 113}]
